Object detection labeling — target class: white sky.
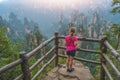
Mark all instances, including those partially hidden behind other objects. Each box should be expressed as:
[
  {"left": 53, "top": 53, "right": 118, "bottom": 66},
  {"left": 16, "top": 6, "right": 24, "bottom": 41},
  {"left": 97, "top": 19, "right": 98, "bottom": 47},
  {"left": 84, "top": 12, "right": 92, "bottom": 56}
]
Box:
[{"left": 0, "top": 0, "right": 112, "bottom": 9}]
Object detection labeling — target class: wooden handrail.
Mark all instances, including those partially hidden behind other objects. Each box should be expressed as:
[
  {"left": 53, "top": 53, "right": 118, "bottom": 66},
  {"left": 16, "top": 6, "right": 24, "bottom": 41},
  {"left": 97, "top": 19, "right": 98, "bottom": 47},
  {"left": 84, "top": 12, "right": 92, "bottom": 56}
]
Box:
[
  {"left": 0, "top": 36, "right": 55, "bottom": 79},
  {"left": 29, "top": 46, "right": 55, "bottom": 71},
  {"left": 100, "top": 36, "right": 107, "bottom": 80},
  {"left": 102, "top": 63, "right": 113, "bottom": 80},
  {"left": 0, "top": 59, "right": 22, "bottom": 74},
  {"left": 31, "top": 55, "right": 56, "bottom": 80},
  {"left": 102, "top": 53, "right": 120, "bottom": 77},
  {"left": 104, "top": 40, "right": 120, "bottom": 61},
  {"left": 58, "top": 54, "right": 101, "bottom": 65},
  {"left": 58, "top": 46, "right": 100, "bottom": 54},
  {"left": 55, "top": 32, "right": 59, "bottom": 67},
  {"left": 20, "top": 51, "right": 31, "bottom": 80},
  {"left": 58, "top": 36, "right": 101, "bottom": 42},
  {"left": 100, "top": 36, "right": 120, "bottom": 80},
  {"left": 26, "top": 36, "right": 54, "bottom": 58},
  {"left": 14, "top": 74, "right": 23, "bottom": 80}
]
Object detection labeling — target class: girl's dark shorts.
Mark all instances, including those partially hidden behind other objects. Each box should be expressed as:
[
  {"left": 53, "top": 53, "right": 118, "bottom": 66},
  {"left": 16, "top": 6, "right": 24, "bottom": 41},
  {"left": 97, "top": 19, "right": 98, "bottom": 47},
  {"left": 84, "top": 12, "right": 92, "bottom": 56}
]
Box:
[{"left": 66, "top": 50, "right": 76, "bottom": 57}]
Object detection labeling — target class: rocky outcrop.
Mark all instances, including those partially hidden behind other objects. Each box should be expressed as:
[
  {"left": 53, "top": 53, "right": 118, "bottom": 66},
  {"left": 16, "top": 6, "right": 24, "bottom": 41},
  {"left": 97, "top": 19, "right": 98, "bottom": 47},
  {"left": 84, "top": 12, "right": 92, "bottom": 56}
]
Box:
[{"left": 42, "top": 61, "right": 95, "bottom": 80}]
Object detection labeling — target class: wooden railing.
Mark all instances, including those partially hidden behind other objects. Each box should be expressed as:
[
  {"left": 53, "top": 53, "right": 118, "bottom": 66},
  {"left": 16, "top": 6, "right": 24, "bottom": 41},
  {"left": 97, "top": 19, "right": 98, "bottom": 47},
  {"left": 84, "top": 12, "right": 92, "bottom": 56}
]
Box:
[
  {"left": 0, "top": 32, "right": 120, "bottom": 80},
  {"left": 0, "top": 36, "right": 55, "bottom": 80},
  {"left": 100, "top": 37, "right": 120, "bottom": 80}
]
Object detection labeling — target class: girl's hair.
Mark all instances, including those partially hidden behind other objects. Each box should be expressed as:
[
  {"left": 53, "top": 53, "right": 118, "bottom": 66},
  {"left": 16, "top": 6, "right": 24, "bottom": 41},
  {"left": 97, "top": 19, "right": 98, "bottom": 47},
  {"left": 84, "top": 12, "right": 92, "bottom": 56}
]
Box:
[{"left": 69, "top": 27, "right": 75, "bottom": 42}]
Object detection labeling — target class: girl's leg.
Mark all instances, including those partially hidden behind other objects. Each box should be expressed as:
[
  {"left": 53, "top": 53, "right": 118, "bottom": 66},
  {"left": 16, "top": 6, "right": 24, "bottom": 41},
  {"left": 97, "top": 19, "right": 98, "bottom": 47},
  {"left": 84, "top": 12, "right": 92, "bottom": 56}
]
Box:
[
  {"left": 66, "top": 56, "right": 70, "bottom": 70},
  {"left": 69, "top": 56, "right": 74, "bottom": 69}
]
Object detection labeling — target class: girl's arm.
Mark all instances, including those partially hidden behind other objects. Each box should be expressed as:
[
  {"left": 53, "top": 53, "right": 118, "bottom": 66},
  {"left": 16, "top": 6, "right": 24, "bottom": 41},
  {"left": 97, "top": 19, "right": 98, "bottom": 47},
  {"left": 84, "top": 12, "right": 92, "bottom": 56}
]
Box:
[{"left": 74, "top": 37, "right": 79, "bottom": 47}]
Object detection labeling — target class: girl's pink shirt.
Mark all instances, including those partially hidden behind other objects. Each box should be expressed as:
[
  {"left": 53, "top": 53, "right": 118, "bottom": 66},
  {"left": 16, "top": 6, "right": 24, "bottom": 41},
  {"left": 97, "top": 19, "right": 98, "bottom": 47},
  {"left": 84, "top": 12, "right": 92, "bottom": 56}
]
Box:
[{"left": 65, "top": 35, "right": 78, "bottom": 51}]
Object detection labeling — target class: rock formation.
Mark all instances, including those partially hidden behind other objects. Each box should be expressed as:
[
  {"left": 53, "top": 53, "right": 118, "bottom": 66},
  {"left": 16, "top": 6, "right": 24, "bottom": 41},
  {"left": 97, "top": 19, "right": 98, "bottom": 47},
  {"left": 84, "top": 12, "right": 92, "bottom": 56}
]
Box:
[{"left": 42, "top": 61, "right": 95, "bottom": 80}]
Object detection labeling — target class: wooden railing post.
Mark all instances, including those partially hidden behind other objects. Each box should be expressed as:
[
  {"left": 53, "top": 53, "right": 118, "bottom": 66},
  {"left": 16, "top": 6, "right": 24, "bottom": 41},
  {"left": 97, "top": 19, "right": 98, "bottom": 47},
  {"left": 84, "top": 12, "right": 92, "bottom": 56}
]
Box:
[
  {"left": 20, "top": 51, "right": 30, "bottom": 80},
  {"left": 100, "top": 37, "right": 107, "bottom": 80},
  {"left": 54, "top": 32, "right": 59, "bottom": 67}
]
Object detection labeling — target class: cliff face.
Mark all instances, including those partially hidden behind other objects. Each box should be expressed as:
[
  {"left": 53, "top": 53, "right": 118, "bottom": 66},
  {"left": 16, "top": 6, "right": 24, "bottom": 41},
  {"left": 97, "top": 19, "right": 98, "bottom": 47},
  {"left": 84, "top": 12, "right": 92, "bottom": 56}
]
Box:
[{"left": 42, "top": 61, "right": 95, "bottom": 80}]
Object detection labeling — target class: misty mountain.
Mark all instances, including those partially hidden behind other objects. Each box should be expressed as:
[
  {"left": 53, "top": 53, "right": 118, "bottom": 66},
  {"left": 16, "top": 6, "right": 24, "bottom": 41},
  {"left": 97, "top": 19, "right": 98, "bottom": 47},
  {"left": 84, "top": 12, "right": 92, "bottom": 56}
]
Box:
[
  {"left": 0, "top": 0, "right": 120, "bottom": 37},
  {"left": 0, "top": 12, "right": 43, "bottom": 44}
]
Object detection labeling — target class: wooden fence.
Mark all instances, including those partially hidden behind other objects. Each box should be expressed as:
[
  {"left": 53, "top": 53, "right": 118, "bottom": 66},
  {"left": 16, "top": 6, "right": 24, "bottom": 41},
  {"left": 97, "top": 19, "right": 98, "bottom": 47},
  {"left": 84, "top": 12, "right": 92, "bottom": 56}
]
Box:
[{"left": 0, "top": 32, "right": 120, "bottom": 80}]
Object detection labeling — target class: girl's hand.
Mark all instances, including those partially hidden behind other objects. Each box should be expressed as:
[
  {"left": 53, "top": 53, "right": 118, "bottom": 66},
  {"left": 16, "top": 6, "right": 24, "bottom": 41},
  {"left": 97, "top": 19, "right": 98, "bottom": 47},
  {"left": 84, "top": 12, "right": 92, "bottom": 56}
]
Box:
[{"left": 74, "top": 41, "right": 78, "bottom": 46}]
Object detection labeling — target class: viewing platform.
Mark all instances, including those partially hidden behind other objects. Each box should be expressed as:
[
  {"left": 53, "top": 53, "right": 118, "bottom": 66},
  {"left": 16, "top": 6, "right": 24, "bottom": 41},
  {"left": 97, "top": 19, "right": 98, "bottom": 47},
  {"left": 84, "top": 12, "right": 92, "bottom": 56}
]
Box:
[{"left": 43, "top": 61, "right": 95, "bottom": 80}]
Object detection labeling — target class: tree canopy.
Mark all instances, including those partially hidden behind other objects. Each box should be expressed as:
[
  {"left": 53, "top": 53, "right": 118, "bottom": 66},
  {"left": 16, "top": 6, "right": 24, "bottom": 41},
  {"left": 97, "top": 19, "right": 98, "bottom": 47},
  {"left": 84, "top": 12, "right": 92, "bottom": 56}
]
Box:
[{"left": 112, "top": 0, "right": 120, "bottom": 13}]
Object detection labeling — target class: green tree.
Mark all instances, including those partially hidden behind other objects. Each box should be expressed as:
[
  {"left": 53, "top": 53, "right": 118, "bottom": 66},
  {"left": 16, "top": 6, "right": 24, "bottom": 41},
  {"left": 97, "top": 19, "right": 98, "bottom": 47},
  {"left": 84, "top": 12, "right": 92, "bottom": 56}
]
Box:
[
  {"left": 0, "top": 27, "right": 21, "bottom": 79},
  {"left": 111, "top": 24, "right": 120, "bottom": 49},
  {"left": 111, "top": 0, "right": 120, "bottom": 49},
  {"left": 112, "top": 0, "right": 120, "bottom": 13}
]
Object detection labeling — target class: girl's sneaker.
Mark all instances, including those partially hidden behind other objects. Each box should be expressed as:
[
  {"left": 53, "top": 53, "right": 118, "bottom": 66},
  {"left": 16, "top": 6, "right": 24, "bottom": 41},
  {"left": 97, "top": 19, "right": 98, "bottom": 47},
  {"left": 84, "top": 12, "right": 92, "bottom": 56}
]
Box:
[
  {"left": 67, "top": 69, "right": 70, "bottom": 72},
  {"left": 69, "top": 68, "right": 74, "bottom": 72}
]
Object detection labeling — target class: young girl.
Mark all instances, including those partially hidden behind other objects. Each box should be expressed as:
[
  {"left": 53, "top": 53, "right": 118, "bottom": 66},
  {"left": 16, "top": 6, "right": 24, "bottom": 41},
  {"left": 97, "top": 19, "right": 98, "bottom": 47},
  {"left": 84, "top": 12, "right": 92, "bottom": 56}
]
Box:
[{"left": 65, "top": 27, "right": 78, "bottom": 72}]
